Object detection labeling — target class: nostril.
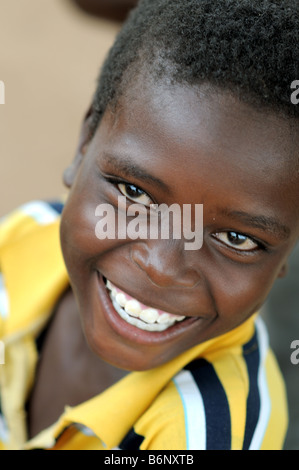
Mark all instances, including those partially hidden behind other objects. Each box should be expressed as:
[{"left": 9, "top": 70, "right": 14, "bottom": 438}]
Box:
[{"left": 130, "top": 244, "right": 200, "bottom": 289}]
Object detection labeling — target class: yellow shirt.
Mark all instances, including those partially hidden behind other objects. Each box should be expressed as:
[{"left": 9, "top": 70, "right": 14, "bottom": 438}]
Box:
[{"left": 0, "top": 201, "right": 288, "bottom": 450}]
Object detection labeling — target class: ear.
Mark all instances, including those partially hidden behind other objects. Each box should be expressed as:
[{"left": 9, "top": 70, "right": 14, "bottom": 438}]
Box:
[
  {"left": 277, "top": 263, "right": 288, "bottom": 279},
  {"left": 63, "top": 107, "right": 94, "bottom": 188}
]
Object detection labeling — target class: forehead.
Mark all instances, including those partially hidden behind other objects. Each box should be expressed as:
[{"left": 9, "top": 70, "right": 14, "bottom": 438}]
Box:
[
  {"left": 112, "top": 78, "right": 298, "bottom": 169},
  {"left": 94, "top": 79, "right": 299, "bottom": 233}
]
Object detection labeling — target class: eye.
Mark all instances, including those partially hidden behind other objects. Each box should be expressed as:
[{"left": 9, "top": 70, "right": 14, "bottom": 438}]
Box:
[
  {"left": 117, "top": 183, "right": 153, "bottom": 207},
  {"left": 213, "top": 231, "right": 260, "bottom": 252}
]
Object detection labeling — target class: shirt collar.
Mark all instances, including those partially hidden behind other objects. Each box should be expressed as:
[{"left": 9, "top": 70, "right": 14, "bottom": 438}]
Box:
[{"left": 25, "top": 315, "right": 255, "bottom": 450}]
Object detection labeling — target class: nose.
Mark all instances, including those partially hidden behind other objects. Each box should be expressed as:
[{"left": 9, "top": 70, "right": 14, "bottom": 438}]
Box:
[{"left": 130, "top": 240, "right": 200, "bottom": 289}]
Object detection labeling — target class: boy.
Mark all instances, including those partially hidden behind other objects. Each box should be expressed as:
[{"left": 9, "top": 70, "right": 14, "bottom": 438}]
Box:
[{"left": 0, "top": 0, "right": 298, "bottom": 450}]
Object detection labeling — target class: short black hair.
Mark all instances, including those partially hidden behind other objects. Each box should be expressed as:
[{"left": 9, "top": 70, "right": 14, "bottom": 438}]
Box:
[{"left": 90, "top": 0, "right": 299, "bottom": 136}]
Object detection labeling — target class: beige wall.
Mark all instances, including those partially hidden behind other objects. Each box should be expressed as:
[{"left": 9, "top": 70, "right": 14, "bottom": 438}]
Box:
[{"left": 0, "top": 0, "right": 119, "bottom": 216}]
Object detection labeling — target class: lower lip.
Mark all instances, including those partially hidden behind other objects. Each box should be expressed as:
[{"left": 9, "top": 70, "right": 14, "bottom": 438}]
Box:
[{"left": 96, "top": 272, "right": 200, "bottom": 346}]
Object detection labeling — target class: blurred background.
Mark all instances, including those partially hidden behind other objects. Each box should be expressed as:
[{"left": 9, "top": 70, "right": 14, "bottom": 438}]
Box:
[
  {"left": 0, "top": 0, "right": 125, "bottom": 216},
  {"left": 0, "top": 0, "right": 298, "bottom": 450}
]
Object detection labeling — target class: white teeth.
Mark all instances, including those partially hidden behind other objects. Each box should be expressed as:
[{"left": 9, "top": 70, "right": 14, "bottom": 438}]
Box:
[
  {"left": 106, "top": 280, "right": 113, "bottom": 290},
  {"left": 124, "top": 299, "right": 142, "bottom": 317},
  {"left": 139, "top": 308, "right": 159, "bottom": 324},
  {"left": 105, "top": 279, "right": 186, "bottom": 331},
  {"left": 111, "top": 299, "right": 171, "bottom": 332},
  {"left": 115, "top": 292, "right": 127, "bottom": 308},
  {"left": 157, "top": 312, "right": 173, "bottom": 324}
]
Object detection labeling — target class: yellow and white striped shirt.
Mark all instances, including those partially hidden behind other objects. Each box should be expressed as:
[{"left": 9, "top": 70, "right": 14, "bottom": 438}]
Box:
[{"left": 0, "top": 201, "right": 288, "bottom": 450}]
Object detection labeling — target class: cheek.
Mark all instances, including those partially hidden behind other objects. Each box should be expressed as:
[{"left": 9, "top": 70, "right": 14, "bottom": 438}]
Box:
[
  {"left": 59, "top": 195, "right": 100, "bottom": 296},
  {"left": 60, "top": 189, "right": 128, "bottom": 288},
  {"left": 213, "top": 266, "right": 278, "bottom": 322},
  {"left": 60, "top": 199, "right": 97, "bottom": 260}
]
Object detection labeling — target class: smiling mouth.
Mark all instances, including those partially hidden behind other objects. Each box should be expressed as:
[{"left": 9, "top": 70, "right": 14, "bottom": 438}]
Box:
[{"left": 104, "top": 278, "right": 187, "bottom": 332}]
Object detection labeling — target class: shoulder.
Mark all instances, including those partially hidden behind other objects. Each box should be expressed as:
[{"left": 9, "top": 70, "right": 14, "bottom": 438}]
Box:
[
  {"left": 121, "top": 318, "right": 288, "bottom": 450},
  {"left": 0, "top": 199, "right": 68, "bottom": 338},
  {"left": 175, "top": 319, "right": 287, "bottom": 450},
  {"left": 0, "top": 200, "right": 64, "bottom": 248}
]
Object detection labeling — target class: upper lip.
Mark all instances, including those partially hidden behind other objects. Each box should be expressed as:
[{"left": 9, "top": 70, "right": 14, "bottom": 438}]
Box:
[{"left": 102, "top": 273, "right": 198, "bottom": 318}]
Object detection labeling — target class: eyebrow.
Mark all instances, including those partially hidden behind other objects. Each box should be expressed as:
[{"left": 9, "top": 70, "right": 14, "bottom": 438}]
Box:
[
  {"left": 101, "top": 152, "right": 291, "bottom": 240},
  {"left": 219, "top": 209, "right": 291, "bottom": 241},
  {"left": 101, "top": 151, "right": 170, "bottom": 192}
]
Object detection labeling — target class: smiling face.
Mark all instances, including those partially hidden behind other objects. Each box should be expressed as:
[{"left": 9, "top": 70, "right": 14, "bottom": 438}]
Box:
[{"left": 60, "top": 79, "right": 299, "bottom": 371}]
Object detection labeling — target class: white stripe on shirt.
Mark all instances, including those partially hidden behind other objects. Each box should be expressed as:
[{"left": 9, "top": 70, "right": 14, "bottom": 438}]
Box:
[
  {"left": 249, "top": 317, "right": 271, "bottom": 450},
  {"left": 0, "top": 273, "right": 9, "bottom": 319},
  {"left": 173, "top": 369, "right": 206, "bottom": 450},
  {"left": 20, "top": 201, "right": 60, "bottom": 225}
]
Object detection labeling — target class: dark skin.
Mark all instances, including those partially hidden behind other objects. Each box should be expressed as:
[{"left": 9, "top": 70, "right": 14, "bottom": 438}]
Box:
[
  {"left": 70, "top": 0, "right": 138, "bottom": 22},
  {"left": 27, "top": 288, "right": 128, "bottom": 438},
  {"left": 28, "top": 79, "right": 299, "bottom": 438}
]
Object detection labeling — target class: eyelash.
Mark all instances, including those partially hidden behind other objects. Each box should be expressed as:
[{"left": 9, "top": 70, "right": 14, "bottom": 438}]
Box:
[
  {"left": 105, "top": 177, "right": 153, "bottom": 207},
  {"left": 105, "top": 176, "right": 267, "bottom": 254},
  {"left": 212, "top": 231, "right": 266, "bottom": 254}
]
